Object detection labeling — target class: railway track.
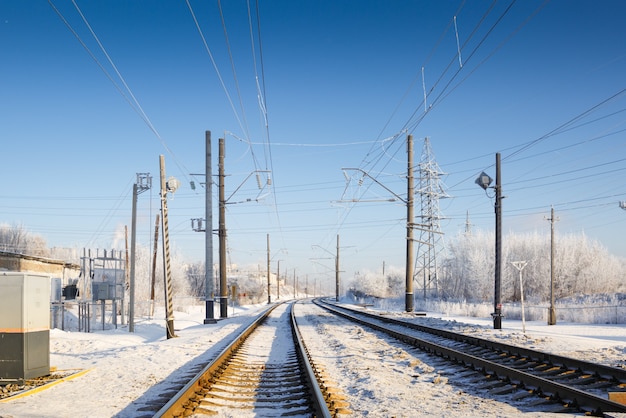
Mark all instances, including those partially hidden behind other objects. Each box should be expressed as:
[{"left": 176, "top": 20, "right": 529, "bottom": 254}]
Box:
[
  {"left": 154, "top": 301, "right": 334, "bottom": 418},
  {"left": 316, "top": 299, "right": 626, "bottom": 416}
]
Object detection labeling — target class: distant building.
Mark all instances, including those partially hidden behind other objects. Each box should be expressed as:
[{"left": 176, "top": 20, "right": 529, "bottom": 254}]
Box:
[{"left": 0, "top": 250, "right": 80, "bottom": 281}]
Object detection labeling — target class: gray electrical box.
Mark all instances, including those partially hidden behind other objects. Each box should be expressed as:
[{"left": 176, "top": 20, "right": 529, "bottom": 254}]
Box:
[
  {"left": 92, "top": 281, "right": 111, "bottom": 300},
  {"left": 51, "top": 277, "right": 62, "bottom": 302},
  {"left": 0, "top": 272, "right": 51, "bottom": 382},
  {"left": 92, "top": 267, "right": 125, "bottom": 301}
]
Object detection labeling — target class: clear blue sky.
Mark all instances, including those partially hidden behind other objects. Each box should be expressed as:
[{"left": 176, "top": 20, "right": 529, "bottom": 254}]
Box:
[{"left": 2, "top": 1, "right": 625, "bottom": 290}]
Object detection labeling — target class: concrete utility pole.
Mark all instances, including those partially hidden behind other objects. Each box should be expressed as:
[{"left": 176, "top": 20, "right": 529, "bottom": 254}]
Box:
[
  {"left": 218, "top": 137, "right": 228, "bottom": 318},
  {"left": 339, "top": 134, "right": 417, "bottom": 312},
  {"left": 267, "top": 234, "right": 271, "bottom": 304},
  {"left": 277, "top": 260, "right": 280, "bottom": 300},
  {"left": 406, "top": 134, "right": 415, "bottom": 312},
  {"left": 546, "top": 206, "right": 559, "bottom": 325},
  {"left": 190, "top": 132, "right": 216, "bottom": 323},
  {"left": 335, "top": 234, "right": 340, "bottom": 302},
  {"left": 129, "top": 188, "right": 137, "bottom": 331},
  {"left": 129, "top": 173, "right": 151, "bottom": 333},
  {"left": 204, "top": 131, "right": 216, "bottom": 324},
  {"left": 150, "top": 214, "right": 159, "bottom": 318},
  {"left": 159, "top": 157, "right": 177, "bottom": 339}
]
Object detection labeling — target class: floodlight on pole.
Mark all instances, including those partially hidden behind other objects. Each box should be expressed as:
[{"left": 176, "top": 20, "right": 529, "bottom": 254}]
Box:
[
  {"left": 475, "top": 172, "right": 493, "bottom": 190},
  {"left": 166, "top": 177, "right": 180, "bottom": 193},
  {"left": 159, "top": 156, "right": 177, "bottom": 339}
]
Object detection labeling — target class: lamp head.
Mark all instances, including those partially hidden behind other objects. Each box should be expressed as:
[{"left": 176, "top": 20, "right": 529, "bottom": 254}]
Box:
[
  {"left": 475, "top": 172, "right": 493, "bottom": 190},
  {"left": 166, "top": 177, "right": 180, "bottom": 193}
]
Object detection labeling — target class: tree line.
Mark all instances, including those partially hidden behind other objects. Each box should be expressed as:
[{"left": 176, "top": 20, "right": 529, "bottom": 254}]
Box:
[
  {"left": 4, "top": 224, "right": 624, "bottom": 308},
  {"left": 349, "top": 230, "right": 626, "bottom": 303}
]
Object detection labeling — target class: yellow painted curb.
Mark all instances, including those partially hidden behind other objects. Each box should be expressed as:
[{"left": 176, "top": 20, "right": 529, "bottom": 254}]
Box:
[{"left": 0, "top": 368, "right": 92, "bottom": 403}]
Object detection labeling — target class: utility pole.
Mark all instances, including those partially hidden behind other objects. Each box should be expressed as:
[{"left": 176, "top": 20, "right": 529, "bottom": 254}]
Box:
[
  {"left": 124, "top": 226, "right": 129, "bottom": 326},
  {"left": 150, "top": 213, "right": 159, "bottom": 318},
  {"left": 339, "top": 134, "right": 417, "bottom": 312},
  {"left": 546, "top": 206, "right": 559, "bottom": 325},
  {"left": 267, "top": 234, "right": 271, "bottom": 304},
  {"left": 218, "top": 137, "right": 228, "bottom": 318},
  {"left": 493, "top": 152, "right": 503, "bottom": 330},
  {"left": 277, "top": 260, "right": 280, "bottom": 300},
  {"left": 159, "top": 156, "right": 178, "bottom": 339},
  {"left": 204, "top": 131, "right": 216, "bottom": 324},
  {"left": 474, "top": 154, "right": 503, "bottom": 330},
  {"left": 335, "top": 234, "right": 340, "bottom": 302},
  {"left": 129, "top": 173, "right": 151, "bottom": 332},
  {"left": 129, "top": 191, "right": 136, "bottom": 331},
  {"left": 406, "top": 134, "right": 415, "bottom": 312},
  {"left": 382, "top": 260, "right": 386, "bottom": 295},
  {"left": 190, "top": 132, "right": 217, "bottom": 323}
]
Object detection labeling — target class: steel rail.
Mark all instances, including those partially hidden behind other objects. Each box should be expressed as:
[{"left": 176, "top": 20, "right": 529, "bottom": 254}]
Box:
[
  {"left": 154, "top": 301, "right": 331, "bottom": 418},
  {"left": 322, "top": 299, "right": 626, "bottom": 383},
  {"left": 153, "top": 303, "right": 277, "bottom": 417},
  {"left": 292, "top": 301, "right": 333, "bottom": 418},
  {"left": 316, "top": 299, "right": 626, "bottom": 416}
]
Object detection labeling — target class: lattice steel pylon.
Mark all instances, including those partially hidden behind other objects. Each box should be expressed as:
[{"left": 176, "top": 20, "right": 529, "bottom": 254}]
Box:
[{"left": 414, "top": 137, "right": 448, "bottom": 299}]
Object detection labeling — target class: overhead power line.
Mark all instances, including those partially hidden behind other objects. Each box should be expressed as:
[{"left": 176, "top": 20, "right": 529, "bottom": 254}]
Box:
[
  {"left": 49, "top": 0, "right": 192, "bottom": 177},
  {"left": 186, "top": 0, "right": 248, "bottom": 139}
]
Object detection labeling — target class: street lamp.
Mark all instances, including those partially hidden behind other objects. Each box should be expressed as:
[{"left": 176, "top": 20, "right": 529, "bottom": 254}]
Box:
[{"left": 475, "top": 152, "right": 503, "bottom": 330}]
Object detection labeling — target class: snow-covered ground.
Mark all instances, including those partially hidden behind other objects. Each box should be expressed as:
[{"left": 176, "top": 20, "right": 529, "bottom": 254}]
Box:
[
  {"left": 296, "top": 302, "right": 626, "bottom": 418},
  {"left": 0, "top": 300, "right": 625, "bottom": 418}
]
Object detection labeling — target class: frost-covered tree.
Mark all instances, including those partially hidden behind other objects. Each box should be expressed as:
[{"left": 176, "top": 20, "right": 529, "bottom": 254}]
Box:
[
  {"left": 441, "top": 230, "right": 494, "bottom": 301},
  {"left": 343, "top": 265, "right": 407, "bottom": 299},
  {"left": 185, "top": 262, "right": 206, "bottom": 298},
  {"left": 0, "top": 223, "right": 49, "bottom": 256},
  {"left": 552, "top": 233, "right": 622, "bottom": 296},
  {"left": 50, "top": 246, "right": 81, "bottom": 264},
  {"left": 348, "top": 230, "right": 626, "bottom": 304},
  {"left": 385, "top": 269, "right": 405, "bottom": 298},
  {"left": 439, "top": 230, "right": 625, "bottom": 303}
]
